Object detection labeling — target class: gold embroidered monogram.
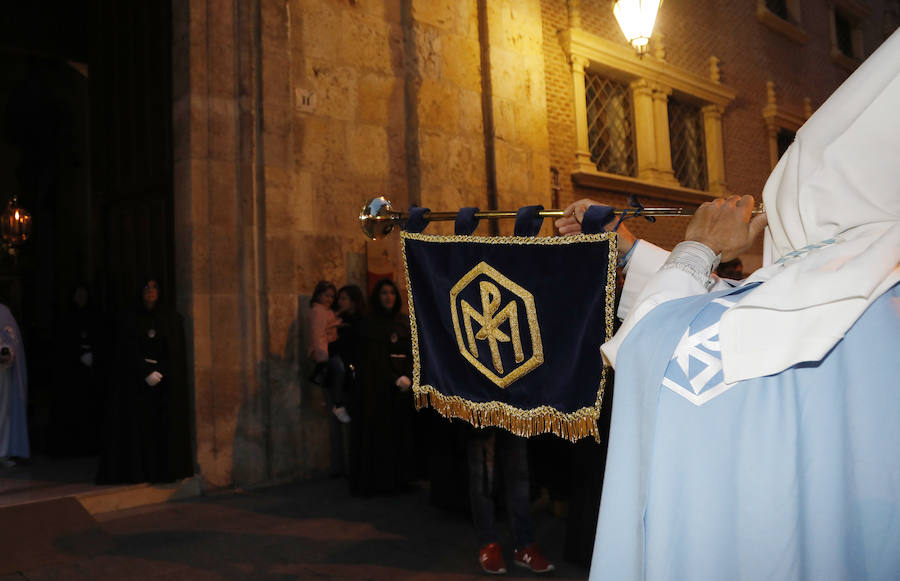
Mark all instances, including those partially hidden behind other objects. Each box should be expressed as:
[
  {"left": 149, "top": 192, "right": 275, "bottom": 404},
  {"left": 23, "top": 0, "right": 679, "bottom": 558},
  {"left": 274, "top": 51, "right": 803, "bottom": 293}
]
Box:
[{"left": 450, "top": 262, "right": 543, "bottom": 388}]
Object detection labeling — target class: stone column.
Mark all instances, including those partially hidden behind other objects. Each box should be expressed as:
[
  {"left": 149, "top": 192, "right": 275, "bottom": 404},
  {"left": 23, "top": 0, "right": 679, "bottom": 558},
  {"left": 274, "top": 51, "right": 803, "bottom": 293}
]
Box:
[
  {"left": 651, "top": 85, "right": 679, "bottom": 186},
  {"left": 171, "top": 0, "right": 282, "bottom": 488},
  {"left": 570, "top": 54, "right": 595, "bottom": 173},
  {"left": 631, "top": 79, "right": 658, "bottom": 181},
  {"left": 567, "top": 0, "right": 582, "bottom": 28},
  {"left": 702, "top": 104, "right": 728, "bottom": 195}
]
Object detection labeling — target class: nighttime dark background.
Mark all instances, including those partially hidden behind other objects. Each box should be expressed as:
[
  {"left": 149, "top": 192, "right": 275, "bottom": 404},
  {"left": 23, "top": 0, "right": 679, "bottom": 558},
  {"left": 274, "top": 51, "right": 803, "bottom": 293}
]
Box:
[{"left": 0, "top": 1, "right": 174, "bottom": 452}]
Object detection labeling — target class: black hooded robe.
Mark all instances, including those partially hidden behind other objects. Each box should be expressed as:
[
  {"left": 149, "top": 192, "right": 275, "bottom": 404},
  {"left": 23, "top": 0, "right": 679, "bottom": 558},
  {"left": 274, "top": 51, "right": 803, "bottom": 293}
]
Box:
[
  {"left": 96, "top": 303, "right": 192, "bottom": 484},
  {"left": 349, "top": 309, "right": 416, "bottom": 496}
]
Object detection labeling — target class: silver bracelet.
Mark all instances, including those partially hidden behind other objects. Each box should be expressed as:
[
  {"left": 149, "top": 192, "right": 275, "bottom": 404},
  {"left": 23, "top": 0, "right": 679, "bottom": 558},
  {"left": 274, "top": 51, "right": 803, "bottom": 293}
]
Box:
[{"left": 661, "top": 241, "right": 721, "bottom": 290}]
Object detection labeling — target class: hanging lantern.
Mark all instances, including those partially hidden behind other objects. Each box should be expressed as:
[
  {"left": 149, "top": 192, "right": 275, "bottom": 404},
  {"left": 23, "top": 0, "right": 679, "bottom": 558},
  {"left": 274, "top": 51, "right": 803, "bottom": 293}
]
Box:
[
  {"left": 613, "top": 0, "right": 662, "bottom": 57},
  {"left": 1, "top": 195, "right": 33, "bottom": 253}
]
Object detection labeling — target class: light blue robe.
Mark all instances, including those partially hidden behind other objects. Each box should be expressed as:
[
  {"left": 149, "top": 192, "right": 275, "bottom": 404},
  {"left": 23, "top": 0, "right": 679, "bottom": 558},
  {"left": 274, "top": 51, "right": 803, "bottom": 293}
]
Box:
[
  {"left": 0, "top": 304, "right": 29, "bottom": 459},
  {"left": 590, "top": 282, "right": 900, "bottom": 581}
]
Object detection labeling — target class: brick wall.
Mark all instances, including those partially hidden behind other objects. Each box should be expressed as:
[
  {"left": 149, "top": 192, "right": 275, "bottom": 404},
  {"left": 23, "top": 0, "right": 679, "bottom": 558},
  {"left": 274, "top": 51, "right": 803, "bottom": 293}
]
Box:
[{"left": 542, "top": 0, "right": 891, "bottom": 254}]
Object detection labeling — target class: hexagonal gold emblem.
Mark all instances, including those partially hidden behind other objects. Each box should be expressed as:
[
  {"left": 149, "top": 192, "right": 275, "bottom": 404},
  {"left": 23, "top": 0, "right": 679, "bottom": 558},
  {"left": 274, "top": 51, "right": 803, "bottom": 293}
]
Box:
[{"left": 449, "top": 262, "right": 543, "bottom": 388}]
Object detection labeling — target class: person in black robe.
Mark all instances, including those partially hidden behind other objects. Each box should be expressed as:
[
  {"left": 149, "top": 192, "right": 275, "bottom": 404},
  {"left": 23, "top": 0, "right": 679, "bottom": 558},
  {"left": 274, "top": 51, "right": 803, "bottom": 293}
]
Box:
[
  {"left": 50, "top": 283, "right": 105, "bottom": 457},
  {"left": 349, "top": 279, "right": 415, "bottom": 496},
  {"left": 96, "top": 277, "right": 193, "bottom": 484}
]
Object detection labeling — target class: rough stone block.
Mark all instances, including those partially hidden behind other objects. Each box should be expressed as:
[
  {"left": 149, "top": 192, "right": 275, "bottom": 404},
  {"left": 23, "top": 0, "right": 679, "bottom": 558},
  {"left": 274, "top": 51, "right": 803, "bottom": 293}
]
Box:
[
  {"left": 386, "top": 127, "right": 408, "bottom": 183},
  {"left": 266, "top": 233, "right": 297, "bottom": 293},
  {"left": 207, "top": 160, "right": 238, "bottom": 227},
  {"left": 189, "top": 96, "right": 210, "bottom": 159},
  {"left": 267, "top": 169, "right": 310, "bottom": 231},
  {"left": 491, "top": 0, "right": 544, "bottom": 53},
  {"left": 267, "top": 292, "right": 300, "bottom": 357},
  {"left": 417, "top": 79, "right": 458, "bottom": 133},
  {"left": 191, "top": 294, "right": 213, "bottom": 370},
  {"left": 209, "top": 225, "right": 241, "bottom": 294},
  {"left": 340, "top": 11, "right": 401, "bottom": 75},
  {"left": 208, "top": 96, "right": 238, "bottom": 161},
  {"left": 352, "top": 0, "right": 403, "bottom": 23},
  {"left": 297, "top": 1, "right": 341, "bottom": 62},
  {"left": 441, "top": 33, "right": 481, "bottom": 92},
  {"left": 447, "top": 137, "right": 486, "bottom": 188},
  {"left": 294, "top": 234, "right": 346, "bottom": 292},
  {"left": 514, "top": 102, "right": 550, "bottom": 153},
  {"left": 413, "top": 24, "right": 443, "bottom": 80},
  {"left": 419, "top": 130, "right": 450, "bottom": 183},
  {"left": 294, "top": 115, "right": 347, "bottom": 173},
  {"left": 490, "top": 52, "right": 540, "bottom": 104},
  {"left": 304, "top": 60, "right": 358, "bottom": 122},
  {"left": 411, "top": 0, "right": 455, "bottom": 30},
  {"left": 358, "top": 74, "right": 404, "bottom": 126},
  {"left": 191, "top": 226, "right": 211, "bottom": 296},
  {"left": 494, "top": 141, "right": 530, "bottom": 194},
  {"left": 492, "top": 99, "right": 517, "bottom": 142},
  {"left": 349, "top": 124, "right": 390, "bottom": 177},
  {"left": 211, "top": 293, "right": 245, "bottom": 368},
  {"left": 530, "top": 152, "right": 552, "bottom": 202},
  {"left": 457, "top": 89, "right": 484, "bottom": 136}
]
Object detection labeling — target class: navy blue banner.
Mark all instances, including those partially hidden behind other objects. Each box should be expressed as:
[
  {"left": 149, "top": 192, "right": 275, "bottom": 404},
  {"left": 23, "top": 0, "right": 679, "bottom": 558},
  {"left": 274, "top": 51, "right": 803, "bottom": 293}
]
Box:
[{"left": 401, "top": 231, "right": 617, "bottom": 441}]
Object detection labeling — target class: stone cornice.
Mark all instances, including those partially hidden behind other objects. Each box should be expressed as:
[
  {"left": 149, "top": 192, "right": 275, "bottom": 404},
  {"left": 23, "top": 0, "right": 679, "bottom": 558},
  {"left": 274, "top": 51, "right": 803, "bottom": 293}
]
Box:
[
  {"left": 832, "top": 0, "right": 870, "bottom": 19},
  {"left": 762, "top": 104, "right": 805, "bottom": 131},
  {"left": 572, "top": 169, "right": 721, "bottom": 204},
  {"left": 559, "top": 28, "right": 737, "bottom": 108},
  {"left": 756, "top": 2, "right": 809, "bottom": 45},
  {"left": 763, "top": 82, "right": 808, "bottom": 131}
]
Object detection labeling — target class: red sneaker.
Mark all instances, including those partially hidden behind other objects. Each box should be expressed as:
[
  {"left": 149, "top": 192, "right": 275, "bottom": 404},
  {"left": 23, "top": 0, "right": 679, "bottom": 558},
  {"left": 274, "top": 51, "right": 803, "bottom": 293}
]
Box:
[
  {"left": 513, "top": 544, "right": 555, "bottom": 574},
  {"left": 478, "top": 542, "right": 507, "bottom": 575}
]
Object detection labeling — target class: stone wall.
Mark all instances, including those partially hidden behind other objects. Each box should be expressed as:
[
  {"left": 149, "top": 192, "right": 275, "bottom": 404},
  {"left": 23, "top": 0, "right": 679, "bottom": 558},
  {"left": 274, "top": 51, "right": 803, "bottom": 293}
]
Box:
[
  {"left": 173, "top": 0, "right": 894, "bottom": 487},
  {"left": 172, "top": 0, "right": 559, "bottom": 487}
]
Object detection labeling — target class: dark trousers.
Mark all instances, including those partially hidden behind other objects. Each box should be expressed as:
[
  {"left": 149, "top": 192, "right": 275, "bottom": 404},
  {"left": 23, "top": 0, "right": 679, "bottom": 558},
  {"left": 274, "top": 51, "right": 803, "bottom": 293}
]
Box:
[
  {"left": 314, "top": 356, "right": 348, "bottom": 475},
  {"left": 467, "top": 430, "right": 535, "bottom": 550},
  {"left": 313, "top": 355, "right": 347, "bottom": 405}
]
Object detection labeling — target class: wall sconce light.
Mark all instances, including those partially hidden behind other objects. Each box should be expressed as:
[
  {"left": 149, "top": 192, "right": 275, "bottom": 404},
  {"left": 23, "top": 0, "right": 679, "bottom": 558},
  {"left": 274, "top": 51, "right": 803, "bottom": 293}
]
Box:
[
  {"left": 613, "top": 0, "right": 662, "bottom": 57},
  {"left": 1, "top": 195, "right": 33, "bottom": 255}
]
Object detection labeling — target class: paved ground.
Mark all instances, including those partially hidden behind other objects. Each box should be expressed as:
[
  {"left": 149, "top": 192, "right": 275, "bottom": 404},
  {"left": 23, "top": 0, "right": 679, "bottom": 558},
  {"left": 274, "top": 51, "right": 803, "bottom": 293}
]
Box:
[{"left": 1, "top": 478, "right": 591, "bottom": 580}]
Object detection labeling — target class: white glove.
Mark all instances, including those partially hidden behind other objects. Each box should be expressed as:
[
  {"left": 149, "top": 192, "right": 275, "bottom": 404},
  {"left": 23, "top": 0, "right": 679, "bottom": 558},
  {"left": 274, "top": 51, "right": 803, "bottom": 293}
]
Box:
[
  {"left": 145, "top": 371, "right": 164, "bottom": 386},
  {"left": 80, "top": 352, "right": 93, "bottom": 368},
  {"left": 395, "top": 375, "right": 412, "bottom": 391}
]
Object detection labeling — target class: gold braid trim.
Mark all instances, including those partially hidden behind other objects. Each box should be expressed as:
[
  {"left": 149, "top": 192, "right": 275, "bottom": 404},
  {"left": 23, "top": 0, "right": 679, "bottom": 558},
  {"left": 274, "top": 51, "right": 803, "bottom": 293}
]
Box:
[{"left": 401, "top": 230, "right": 618, "bottom": 442}]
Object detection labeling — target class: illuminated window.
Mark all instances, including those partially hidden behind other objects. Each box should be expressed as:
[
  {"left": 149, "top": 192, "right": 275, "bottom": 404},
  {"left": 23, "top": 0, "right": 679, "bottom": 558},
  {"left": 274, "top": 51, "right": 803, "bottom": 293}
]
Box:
[
  {"left": 668, "top": 97, "right": 708, "bottom": 191},
  {"left": 585, "top": 74, "right": 636, "bottom": 177},
  {"left": 563, "top": 28, "right": 735, "bottom": 195}
]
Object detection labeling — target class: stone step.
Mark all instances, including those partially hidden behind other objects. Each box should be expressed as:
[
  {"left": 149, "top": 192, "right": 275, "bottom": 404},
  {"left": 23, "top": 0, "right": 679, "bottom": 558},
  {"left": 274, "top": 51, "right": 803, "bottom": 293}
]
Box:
[{"left": 76, "top": 476, "right": 203, "bottom": 515}]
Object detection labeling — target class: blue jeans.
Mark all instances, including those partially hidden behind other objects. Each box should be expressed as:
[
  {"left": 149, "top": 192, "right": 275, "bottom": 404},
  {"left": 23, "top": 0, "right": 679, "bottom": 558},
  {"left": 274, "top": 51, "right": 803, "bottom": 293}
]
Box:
[{"left": 467, "top": 430, "right": 535, "bottom": 549}]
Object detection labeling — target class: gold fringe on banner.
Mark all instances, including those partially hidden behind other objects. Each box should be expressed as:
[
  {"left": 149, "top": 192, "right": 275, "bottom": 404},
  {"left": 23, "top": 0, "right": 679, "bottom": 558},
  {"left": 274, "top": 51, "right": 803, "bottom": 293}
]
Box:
[
  {"left": 401, "top": 230, "right": 618, "bottom": 443},
  {"left": 412, "top": 375, "right": 607, "bottom": 443}
]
